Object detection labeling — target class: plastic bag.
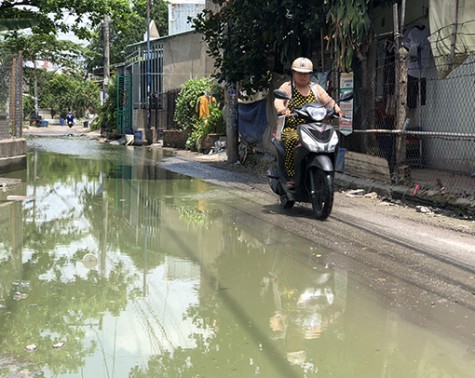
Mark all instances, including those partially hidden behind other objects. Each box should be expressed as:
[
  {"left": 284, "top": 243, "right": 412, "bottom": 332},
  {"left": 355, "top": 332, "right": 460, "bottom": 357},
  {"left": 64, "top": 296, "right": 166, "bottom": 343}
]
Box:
[{"left": 274, "top": 116, "right": 285, "bottom": 140}]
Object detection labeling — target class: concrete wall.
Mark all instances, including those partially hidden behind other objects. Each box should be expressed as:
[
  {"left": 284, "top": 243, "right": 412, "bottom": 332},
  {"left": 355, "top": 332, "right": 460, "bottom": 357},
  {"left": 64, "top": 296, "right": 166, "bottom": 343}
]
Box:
[
  {"left": 133, "top": 31, "right": 215, "bottom": 142},
  {"left": 163, "top": 32, "right": 214, "bottom": 92},
  {"left": 0, "top": 139, "right": 27, "bottom": 173}
]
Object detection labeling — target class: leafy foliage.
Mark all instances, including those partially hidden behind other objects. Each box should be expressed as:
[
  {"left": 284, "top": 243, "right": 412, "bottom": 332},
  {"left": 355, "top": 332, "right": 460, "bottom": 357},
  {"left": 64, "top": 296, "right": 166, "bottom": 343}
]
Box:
[
  {"left": 326, "top": 0, "right": 373, "bottom": 71},
  {"left": 174, "top": 77, "right": 224, "bottom": 151},
  {"left": 0, "top": 44, "right": 14, "bottom": 112},
  {"left": 192, "top": 0, "right": 397, "bottom": 92},
  {"left": 0, "top": 6, "right": 41, "bottom": 32},
  {"left": 187, "top": 103, "right": 225, "bottom": 151},
  {"left": 95, "top": 76, "right": 117, "bottom": 131},
  {"left": 174, "top": 77, "right": 215, "bottom": 132},
  {"left": 0, "top": 0, "right": 131, "bottom": 40},
  {"left": 86, "top": 0, "right": 169, "bottom": 69},
  {"left": 192, "top": 0, "right": 327, "bottom": 93},
  {"left": 30, "top": 71, "right": 100, "bottom": 119}
]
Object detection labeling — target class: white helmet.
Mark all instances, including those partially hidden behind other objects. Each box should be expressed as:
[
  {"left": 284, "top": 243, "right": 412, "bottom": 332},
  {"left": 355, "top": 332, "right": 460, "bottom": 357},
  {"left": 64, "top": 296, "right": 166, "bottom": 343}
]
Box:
[{"left": 291, "top": 57, "right": 313, "bottom": 73}]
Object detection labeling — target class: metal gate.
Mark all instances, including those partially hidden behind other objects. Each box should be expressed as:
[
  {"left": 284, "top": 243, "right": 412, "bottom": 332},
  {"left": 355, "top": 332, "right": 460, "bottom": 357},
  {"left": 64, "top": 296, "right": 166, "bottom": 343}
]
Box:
[{"left": 116, "top": 75, "right": 133, "bottom": 135}]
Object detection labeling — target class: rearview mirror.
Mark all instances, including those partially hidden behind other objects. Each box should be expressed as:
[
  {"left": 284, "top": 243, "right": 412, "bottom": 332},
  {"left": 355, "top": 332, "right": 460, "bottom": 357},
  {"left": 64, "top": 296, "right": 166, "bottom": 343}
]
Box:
[
  {"left": 273, "top": 89, "right": 291, "bottom": 100},
  {"left": 339, "top": 90, "right": 353, "bottom": 102}
]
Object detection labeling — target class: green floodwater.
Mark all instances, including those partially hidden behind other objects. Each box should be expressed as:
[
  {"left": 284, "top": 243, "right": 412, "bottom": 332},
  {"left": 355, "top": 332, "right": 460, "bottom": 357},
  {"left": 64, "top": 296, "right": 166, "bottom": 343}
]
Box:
[{"left": 0, "top": 137, "right": 473, "bottom": 378}]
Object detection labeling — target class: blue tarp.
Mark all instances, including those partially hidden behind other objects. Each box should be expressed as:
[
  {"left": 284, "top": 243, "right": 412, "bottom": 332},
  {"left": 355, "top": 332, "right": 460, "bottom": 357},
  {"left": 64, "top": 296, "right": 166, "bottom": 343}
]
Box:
[
  {"left": 311, "top": 71, "right": 330, "bottom": 90},
  {"left": 238, "top": 99, "right": 268, "bottom": 145}
]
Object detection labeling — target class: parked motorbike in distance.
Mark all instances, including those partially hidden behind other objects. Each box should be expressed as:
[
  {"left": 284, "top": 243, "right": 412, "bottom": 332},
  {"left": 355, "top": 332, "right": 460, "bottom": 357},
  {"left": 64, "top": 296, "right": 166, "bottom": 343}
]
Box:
[{"left": 267, "top": 89, "right": 353, "bottom": 220}]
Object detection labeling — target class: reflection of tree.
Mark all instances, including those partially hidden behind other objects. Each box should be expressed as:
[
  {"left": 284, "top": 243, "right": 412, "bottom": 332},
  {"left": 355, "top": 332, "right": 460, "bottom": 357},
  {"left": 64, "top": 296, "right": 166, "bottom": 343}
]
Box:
[
  {"left": 2, "top": 143, "right": 216, "bottom": 374},
  {"left": 0, "top": 258, "right": 134, "bottom": 375},
  {"left": 4, "top": 141, "right": 342, "bottom": 376},
  {"left": 127, "top": 218, "right": 304, "bottom": 377},
  {"left": 0, "top": 147, "right": 141, "bottom": 376},
  {"left": 80, "top": 174, "right": 167, "bottom": 271},
  {"left": 126, "top": 212, "right": 349, "bottom": 377}
]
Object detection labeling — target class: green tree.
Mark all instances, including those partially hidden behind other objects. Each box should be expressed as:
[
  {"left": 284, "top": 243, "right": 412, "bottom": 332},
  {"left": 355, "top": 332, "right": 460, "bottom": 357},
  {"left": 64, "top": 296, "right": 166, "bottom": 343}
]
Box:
[
  {"left": 37, "top": 72, "right": 100, "bottom": 118},
  {"left": 95, "top": 75, "right": 117, "bottom": 132},
  {"left": 0, "top": 6, "right": 40, "bottom": 32},
  {"left": 326, "top": 0, "right": 393, "bottom": 152},
  {"left": 174, "top": 77, "right": 215, "bottom": 132},
  {"left": 86, "top": 0, "right": 168, "bottom": 69},
  {"left": 193, "top": 0, "right": 395, "bottom": 93},
  {"left": 193, "top": 0, "right": 394, "bottom": 151},
  {"left": 1, "top": 33, "right": 90, "bottom": 119},
  {"left": 192, "top": 0, "right": 327, "bottom": 94},
  {"left": 2, "top": 33, "right": 87, "bottom": 70},
  {"left": 0, "top": 0, "right": 131, "bottom": 40}
]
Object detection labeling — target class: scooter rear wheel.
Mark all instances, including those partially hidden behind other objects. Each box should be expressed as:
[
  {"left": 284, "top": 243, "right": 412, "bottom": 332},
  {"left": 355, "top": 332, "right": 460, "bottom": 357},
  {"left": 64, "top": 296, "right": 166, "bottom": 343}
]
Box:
[
  {"left": 309, "top": 169, "right": 334, "bottom": 220},
  {"left": 280, "top": 194, "right": 295, "bottom": 209}
]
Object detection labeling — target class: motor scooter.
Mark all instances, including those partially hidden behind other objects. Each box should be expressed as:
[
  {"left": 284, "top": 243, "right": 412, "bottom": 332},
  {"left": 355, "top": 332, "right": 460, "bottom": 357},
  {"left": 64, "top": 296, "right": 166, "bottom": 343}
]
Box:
[
  {"left": 267, "top": 89, "right": 352, "bottom": 220},
  {"left": 67, "top": 119, "right": 74, "bottom": 128}
]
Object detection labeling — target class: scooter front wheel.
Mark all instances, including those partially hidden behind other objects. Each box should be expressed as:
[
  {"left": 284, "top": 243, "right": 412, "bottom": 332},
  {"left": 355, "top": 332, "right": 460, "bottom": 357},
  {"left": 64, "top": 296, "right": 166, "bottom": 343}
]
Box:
[
  {"left": 309, "top": 168, "right": 334, "bottom": 220},
  {"left": 280, "top": 194, "right": 295, "bottom": 209}
]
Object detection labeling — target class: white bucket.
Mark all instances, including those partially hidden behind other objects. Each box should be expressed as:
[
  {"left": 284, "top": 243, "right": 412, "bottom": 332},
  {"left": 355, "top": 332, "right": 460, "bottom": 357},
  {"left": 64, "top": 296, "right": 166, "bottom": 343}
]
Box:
[{"left": 125, "top": 134, "right": 135, "bottom": 146}]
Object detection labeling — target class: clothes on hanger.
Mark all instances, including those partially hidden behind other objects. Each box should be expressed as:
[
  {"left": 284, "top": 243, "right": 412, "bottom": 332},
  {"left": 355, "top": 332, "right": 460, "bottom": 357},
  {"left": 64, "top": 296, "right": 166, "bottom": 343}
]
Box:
[
  {"left": 195, "top": 94, "right": 217, "bottom": 119},
  {"left": 404, "top": 25, "right": 431, "bottom": 108},
  {"left": 403, "top": 25, "right": 431, "bottom": 78}
]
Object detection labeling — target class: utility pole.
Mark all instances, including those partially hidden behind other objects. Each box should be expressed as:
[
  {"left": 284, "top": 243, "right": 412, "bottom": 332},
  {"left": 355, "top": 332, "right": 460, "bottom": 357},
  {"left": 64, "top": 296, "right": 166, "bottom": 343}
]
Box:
[
  {"left": 103, "top": 15, "right": 110, "bottom": 101},
  {"left": 393, "top": 0, "right": 408, "bottom": 182},
  {"left": 33, "top": 58, "right": 39, "bottom": 119},
  {"left": 146, "top": 0, "right": 151, "bottom": 131},
  {"left": 225, "top": 82, "right": 239, "bottom": 163},
  {"left": 224, "top": 17, "right": 239, "bottom": 163}
]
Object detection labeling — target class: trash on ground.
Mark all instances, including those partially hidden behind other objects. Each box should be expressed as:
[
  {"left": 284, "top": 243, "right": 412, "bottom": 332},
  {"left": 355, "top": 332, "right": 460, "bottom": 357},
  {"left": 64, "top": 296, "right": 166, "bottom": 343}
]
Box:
[
  {"left": 24, "top": 344, "right": 38, "bottom": 352},
  {"left": 52, "top": 341, "right": 66, "bottom": 350},
  {"left": 416, "top": 206, "right": 435, "bottom": 215},
  {"left": 345, "top": 189, "right": 365, "bottom": 197},
  {"left": 364, "top": 192, "right": 379, "bottom": 199},
  {"left": 13, "top": 292, "right": 28, "bottom": 301}
]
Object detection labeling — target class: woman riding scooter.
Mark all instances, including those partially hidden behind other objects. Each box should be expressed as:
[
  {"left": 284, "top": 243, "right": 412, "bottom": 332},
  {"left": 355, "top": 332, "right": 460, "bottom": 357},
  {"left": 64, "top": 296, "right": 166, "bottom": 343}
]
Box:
[{"left": 274, "top": 57, "right": 344, "bottom": 189}]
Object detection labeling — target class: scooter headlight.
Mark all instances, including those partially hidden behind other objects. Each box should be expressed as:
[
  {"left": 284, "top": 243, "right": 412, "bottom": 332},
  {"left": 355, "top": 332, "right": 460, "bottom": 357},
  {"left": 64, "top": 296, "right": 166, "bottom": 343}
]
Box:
[{"left": 300, "top": 129, "right": 320, "bottom": 152}]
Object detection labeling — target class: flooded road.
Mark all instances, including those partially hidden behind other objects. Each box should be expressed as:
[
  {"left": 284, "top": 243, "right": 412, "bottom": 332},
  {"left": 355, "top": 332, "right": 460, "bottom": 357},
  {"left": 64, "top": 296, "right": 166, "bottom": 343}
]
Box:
[{"left": 0, "top": 137, "right": 474, "bottom": 377}]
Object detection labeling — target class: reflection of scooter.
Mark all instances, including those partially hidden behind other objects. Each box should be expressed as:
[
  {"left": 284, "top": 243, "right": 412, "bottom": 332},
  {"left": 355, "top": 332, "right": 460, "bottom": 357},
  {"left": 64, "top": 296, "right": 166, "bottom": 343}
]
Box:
[
  {"left": 263, "top": 250, "right": 344, "bottom": 372},
  {"left": 267, "top": 90, "right": 353, "bottom": 220}
]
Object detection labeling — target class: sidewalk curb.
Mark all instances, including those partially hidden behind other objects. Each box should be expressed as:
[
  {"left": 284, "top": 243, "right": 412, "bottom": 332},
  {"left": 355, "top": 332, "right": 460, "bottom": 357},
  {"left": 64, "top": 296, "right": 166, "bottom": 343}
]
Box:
[{"left": 335, "top": 173, "right": 475, "bottom": 218}]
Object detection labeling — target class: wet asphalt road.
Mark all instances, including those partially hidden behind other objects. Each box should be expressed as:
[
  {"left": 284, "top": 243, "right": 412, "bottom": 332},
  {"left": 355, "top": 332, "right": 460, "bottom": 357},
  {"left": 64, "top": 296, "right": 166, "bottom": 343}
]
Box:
[
  {"left": 160, "top": 150, "right": 475, "bottom": 346},
  {"left": 17, "top": 127, "right": 475, "bottom": 347}
]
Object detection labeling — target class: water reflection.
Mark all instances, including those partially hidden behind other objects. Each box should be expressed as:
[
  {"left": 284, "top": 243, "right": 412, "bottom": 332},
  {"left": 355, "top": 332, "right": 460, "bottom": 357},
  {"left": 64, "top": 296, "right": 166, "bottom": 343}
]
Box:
[{"left": 0, "top": 138, "right": 473, "bottom": 377}]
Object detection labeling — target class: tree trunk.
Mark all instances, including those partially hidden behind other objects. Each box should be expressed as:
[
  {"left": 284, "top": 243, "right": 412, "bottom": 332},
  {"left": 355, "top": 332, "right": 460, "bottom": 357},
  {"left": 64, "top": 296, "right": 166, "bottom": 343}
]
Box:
[
  {"left": 33, "top": 58, "right": 39, "bottom": 119},
  {"left": 395, "top": 47, "right": 408, "bottom": 170},
  {"left": 103, "top": 15, "right": 110, "bottom": 99},
  {"left": 225, "top": 82, "right": 239, "bottom": 163},
  {"left": 393, "top": 1, "right": 409, "bottom": 182}
]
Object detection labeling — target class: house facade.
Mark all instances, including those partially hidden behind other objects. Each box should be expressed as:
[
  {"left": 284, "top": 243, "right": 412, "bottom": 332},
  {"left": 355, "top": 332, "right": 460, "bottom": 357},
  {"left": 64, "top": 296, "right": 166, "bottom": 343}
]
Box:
[
  {"left": 122, "top": 0, "right": 474, "bottom": 183},
  {"left": 369, "top": 0, "right": 475, "bottom": 173},
  {"left": 118, "top": 1, "right": 213, "bottom": 142}
]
